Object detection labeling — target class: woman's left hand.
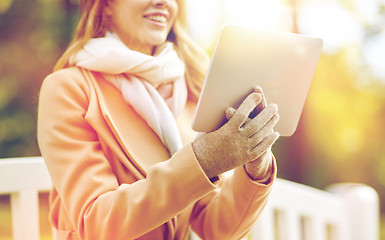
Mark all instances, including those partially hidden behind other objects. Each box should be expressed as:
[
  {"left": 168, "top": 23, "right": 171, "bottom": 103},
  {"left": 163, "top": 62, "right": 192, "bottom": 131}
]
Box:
[
  {"left": 244, "top": 149, "right": 274, "bottom": 182},
  {"left": 225, "top": 86, "right": 279, "bottom": 182}
]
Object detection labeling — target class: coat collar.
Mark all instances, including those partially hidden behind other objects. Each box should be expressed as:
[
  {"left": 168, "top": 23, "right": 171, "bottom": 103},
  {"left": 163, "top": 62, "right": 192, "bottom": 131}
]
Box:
[{"left": 88, "top": 71, "right": 197, "bottom": 176}]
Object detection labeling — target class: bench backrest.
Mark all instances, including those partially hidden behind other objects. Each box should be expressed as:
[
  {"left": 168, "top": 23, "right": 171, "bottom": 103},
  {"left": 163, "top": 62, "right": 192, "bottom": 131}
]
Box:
[{"left": 0, "top": 157, "right": 379, "bottom": 240}]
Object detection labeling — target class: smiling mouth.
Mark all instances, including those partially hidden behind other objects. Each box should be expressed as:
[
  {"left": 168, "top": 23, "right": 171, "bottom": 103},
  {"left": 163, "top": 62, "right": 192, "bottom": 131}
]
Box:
[{"left": 145, "top": 15, "right": 167, "bottom": 23}]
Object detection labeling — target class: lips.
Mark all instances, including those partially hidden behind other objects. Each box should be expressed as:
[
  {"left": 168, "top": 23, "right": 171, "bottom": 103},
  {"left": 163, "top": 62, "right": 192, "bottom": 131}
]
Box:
[
  {"left": 143, "top": 12, "right": 169, "bottom": 24},
  {"left": 145, "top": 15, "right": 167, "bottom": 23}
]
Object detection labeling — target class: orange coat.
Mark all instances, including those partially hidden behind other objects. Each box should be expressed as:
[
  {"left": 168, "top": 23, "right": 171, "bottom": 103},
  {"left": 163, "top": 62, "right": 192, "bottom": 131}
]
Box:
[{"left": 37, "top": 67, "right": 276, "bottom": 240}]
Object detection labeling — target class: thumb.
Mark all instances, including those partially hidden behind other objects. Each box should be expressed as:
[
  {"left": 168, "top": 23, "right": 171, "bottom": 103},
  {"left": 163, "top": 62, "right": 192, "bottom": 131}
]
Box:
[{"left": 225, "top": 107, "right": 236, "bottom": 120}]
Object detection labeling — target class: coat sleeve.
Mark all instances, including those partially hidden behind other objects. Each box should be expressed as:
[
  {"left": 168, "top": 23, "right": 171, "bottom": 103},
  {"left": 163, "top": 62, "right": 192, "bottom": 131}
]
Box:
[
  {"left": 37, "top": 69, "right": 216, "bottom": 240},
  {"left": 190, "top": 159, "right": 277, "bottom": 240}
]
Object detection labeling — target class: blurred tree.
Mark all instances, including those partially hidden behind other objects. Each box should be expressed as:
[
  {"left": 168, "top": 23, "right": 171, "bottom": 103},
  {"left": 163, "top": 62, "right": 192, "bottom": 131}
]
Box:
[
  {"left": 273, "top": 0, "right": 385, "bottom": 223},
  {"left": 0, "top": 0, "right": 79, "bottom": 157}
]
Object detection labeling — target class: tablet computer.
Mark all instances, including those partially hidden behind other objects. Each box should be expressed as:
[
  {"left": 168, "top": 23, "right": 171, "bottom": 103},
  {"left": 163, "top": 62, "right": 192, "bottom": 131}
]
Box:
[{"left": 191, "top": 25, "right": 323, "bottom": 136}]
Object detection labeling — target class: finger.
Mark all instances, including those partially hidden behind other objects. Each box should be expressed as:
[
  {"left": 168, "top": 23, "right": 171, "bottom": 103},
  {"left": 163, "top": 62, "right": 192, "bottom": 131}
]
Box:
[
  {"left": 248, "top": 113, "right": 279, "bottom": 147},
  {"left": 249, "top": 150, "right": 269, "bottom": 164},
  {"left": 247, "top": 149, "right": 272, "bottom": 166},
  {"left": 242, "top": 103, "right": 278, "bottom": 137},
  {"left": 254, "top": 86, "right": 267, "bottom": 114},
  {"left": 229, "top": 92, "right": 262, "bottom": 128},
  {"left": 247, "top": 132, "right": 280, "bottom": 160},
  {"left": 254, "top": 87, "right": 275, "bottom": 134},
  {"left": 258, "top": 150, "right": 271, "bottom": 161},
  {"left": 254, "top": 86, "right": 266, "bottom": 105},
  {"left": 225, "top": 107, "right": 236, "bottom": 120},
  {"left": 226, "top": 107, "right": 252, "bottom": 125}
]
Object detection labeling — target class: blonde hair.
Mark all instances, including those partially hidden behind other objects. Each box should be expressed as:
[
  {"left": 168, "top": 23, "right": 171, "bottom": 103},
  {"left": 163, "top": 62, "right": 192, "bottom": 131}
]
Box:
[{"left": 54, "top": 0, "right": 209, "bottom": 101}]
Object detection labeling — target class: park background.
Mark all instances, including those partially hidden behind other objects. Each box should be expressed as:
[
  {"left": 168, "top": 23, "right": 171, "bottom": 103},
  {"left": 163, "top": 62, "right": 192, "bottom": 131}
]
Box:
[{"left": 0, "top": 0, "right": 384, "bottom": 239}]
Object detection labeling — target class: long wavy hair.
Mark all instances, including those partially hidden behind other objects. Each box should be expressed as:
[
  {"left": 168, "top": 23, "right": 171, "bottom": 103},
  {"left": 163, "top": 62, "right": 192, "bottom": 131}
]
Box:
[{"left": 54, "top": 0, "right": 209, "bottom": 101}]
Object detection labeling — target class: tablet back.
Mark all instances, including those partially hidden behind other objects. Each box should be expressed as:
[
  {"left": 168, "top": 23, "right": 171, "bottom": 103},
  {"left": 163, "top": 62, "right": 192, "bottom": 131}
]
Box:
[{"left": 192, "top": 25, "right": 323, "bottom": 136}]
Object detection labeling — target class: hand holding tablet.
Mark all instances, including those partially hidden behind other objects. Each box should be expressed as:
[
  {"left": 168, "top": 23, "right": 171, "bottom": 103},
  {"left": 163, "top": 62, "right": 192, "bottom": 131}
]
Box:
[{"left": 192, "top": 92, "right": 280, "bottom": 179}]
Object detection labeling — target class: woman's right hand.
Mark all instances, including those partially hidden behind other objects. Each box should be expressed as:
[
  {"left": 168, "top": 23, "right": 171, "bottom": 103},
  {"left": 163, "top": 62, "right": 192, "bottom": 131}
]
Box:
[{"left": 192, "top": 92, "right": 280, "bottom": 179}]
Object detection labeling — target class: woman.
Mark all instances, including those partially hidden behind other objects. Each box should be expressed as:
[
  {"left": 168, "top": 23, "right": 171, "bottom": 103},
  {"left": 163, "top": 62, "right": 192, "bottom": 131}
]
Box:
[{"left": 37, "top": 0, "right": 280, "bottom": 239}]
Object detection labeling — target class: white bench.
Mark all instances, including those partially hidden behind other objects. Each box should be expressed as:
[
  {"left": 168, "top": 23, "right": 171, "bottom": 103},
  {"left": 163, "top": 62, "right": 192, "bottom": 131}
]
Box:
[
  {"left": 0, "top": 157, "right": 379, "bottom": 240},
  {"left": 0, "top": 157, "right": 52, "bottom": 240},
  {"left": 250, "top": 179, "right": 379, "bottom": 240}
]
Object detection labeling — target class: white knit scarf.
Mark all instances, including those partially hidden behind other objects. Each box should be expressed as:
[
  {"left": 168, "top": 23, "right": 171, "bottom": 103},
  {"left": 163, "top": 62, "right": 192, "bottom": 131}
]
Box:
[{"left": 70, "top": 32, "right": 187, "bottom": 155}]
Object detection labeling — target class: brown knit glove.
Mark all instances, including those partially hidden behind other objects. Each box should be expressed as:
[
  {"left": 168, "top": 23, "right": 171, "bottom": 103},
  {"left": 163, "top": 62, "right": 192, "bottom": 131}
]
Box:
[{"left": 192, "top": 92, "right": 280, "bottom": 179}]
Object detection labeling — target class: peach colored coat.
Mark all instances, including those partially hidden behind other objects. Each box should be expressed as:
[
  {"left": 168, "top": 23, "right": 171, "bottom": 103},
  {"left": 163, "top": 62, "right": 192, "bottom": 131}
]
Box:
[{"left": 37, "top": 67, "right": 276, "bottom": 240}]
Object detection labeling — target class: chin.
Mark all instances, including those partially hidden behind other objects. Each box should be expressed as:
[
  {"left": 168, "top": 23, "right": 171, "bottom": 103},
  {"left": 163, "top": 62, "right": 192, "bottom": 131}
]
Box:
[{"left": 146, "top": 31, "right": 170, "bottom": 45}]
